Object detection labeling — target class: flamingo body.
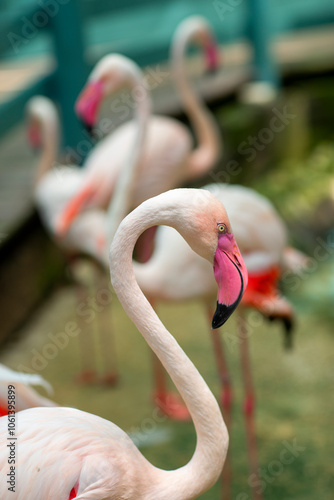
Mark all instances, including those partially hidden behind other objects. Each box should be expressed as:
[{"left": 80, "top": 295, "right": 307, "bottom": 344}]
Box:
[
  {"left": 34, "top": 168, "right": 107, "bottom": 259},
  {"left": 27, "top": 98, "right": 109, "bottom": 260},
  {"left": 0, "top": 407, "right": 154, "bottom": 499},
  {"left": 78, "top": 116, "right": 192, "bottom": 211},
  {"left": 0, "top": 188, "right": 244, "bottom": 500}
]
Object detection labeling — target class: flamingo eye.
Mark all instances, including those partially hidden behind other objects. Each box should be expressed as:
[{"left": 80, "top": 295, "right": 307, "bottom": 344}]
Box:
[{"left": 217, "top": 223, "right": 227, "bottom": 234}]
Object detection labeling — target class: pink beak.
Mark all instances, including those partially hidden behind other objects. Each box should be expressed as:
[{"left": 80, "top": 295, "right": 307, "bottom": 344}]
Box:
[
  {"left": 205, "top": 40, "right": 220, "bottom": 73},
  {"left": 27, "top": 124, "right": 42, "bottom": 150},
  {"left": 212, "top": 232, "right": 248, "bottom": 328},
  {"left": 75, "top": 81, "right": 104, "bottom": 127}
]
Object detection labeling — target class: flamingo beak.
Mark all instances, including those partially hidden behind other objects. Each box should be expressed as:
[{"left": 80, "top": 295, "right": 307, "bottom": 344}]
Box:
[
  {"left": 212, "top": 233, "right": 248, "bottom": 329},
  {"left": 205, "top": 39, "right": 220, "bottom": 74},
  {"left": 75, "top": 80, "right": 104, "bottom": 128},
  {"left": 27, "top": 123, "right": 42, "bottom": 151}
]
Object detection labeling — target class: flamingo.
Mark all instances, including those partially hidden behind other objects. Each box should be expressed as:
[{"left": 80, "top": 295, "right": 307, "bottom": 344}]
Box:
[
  {"left": 26, "top": 96, "right": 118, "bottom": 385},
  {"left": 0, "top": 188, "right": 248, "bottom": 500},
  {"left": 135, "top": 182, "right": 310, "bottom": 500},
  {"left": 0, "top": 364, "right": 56, "bottom": 415},
  {"left": 92, "top": 164, "right": 301, "bottom": 498},
  {"left": 57, "top": 16, "right": 221, "bottom": 236}
]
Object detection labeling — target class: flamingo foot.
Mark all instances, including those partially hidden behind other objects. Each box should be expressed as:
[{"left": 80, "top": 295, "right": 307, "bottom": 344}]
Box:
[
  {"left": 75, "top": 369, "right": 97, "bottom": 385},
  {"left": 100, "top": 371, "right": 119, "bottom": 387},
  {"left": 154, "top": 392, "right": 191, "bottom": 421}
]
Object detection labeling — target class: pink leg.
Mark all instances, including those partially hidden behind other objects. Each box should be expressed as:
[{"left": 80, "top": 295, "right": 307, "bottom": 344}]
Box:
[
  {"left": 96, "top": 268, "right": 118, "bottom": 386},
  {"left": 207, "top": 307, "right": 232, "bottom": 500},
  {"left": 237, "top": 310, "right": 264, "bottom": 500},
  {"left": 150, "top": 300, "right": 190, "bottom": 421},
  {"left": 152, "top": 352, "right": 191, "bottom": 421},
  {"left": 69, "top": 262, "right": 97, "bottom": 385}
]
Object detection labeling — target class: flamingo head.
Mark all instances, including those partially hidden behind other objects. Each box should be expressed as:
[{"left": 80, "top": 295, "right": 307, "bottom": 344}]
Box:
[
  {"left": 26, "top": 95, "right": 58, "bottom": 151},
  {"left": 75, "top": 80, "right": 104, "bottom": 128},
  {"left": 176, "top": 16, "right": 220, "bottom": 73},
  {"left": 75, "top": 54, "right": 143, "bottom": 128},
  {"left": 157, "top": 189, "right": 247, "bottom": 328},
  {"left": 212, "top": 225, "right": 247, "bottom": 328}
]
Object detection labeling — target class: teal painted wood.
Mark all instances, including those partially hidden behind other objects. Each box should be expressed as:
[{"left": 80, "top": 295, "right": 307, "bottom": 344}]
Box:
[
  {"left": 248, "top": 0, "right": 280, "bottom": 87},
  {"left": 49, "top": 0, "right": 88, "bottom": 151},
  {"left": 0, "top": 4, "right": 43, "bottom": 57},
  {"left": 1, "top": 0, "right": 334, "bottom": 146},
  {"left": 2, "top": 0, "right": 334, "bottom": 61}
]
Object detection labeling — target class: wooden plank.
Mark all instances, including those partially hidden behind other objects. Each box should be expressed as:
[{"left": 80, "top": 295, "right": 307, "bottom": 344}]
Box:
[{"left": 0, "top": 73, "right": 53, "bottom": 139}]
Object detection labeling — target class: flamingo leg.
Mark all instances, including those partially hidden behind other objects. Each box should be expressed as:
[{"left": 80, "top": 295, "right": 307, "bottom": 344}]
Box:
[
  {"left": 207, "top": 306, "right": 233, "bottom": 500},
  {"left": 69, "top": 261, "right": 97, "bottom": 385},
  {"left": 237, "top": 309, "right": 264, "bottom": 500},
  {"left": 95, "top": 268, "right": 118, "bottom": 386},
  {"left": 150, "top": 300, "right": 190, "bottom": 421},
  {"left": 152, "top": 352, "right": 191, "bottom": 421}
]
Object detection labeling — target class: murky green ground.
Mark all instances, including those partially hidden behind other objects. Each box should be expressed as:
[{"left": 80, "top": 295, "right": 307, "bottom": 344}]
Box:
[{"left": 1, "top": 75, "right": 334, "bottom": 499}]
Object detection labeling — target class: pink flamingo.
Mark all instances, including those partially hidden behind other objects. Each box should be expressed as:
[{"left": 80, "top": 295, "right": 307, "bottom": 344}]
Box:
[
  {"left": 133, "top": 182, "right": 309, "bottom": 500},
  {"left": 0, "top": 364, "right": 56, "bottom": 415},
  {"left": 0, "top": 188, "right": 247, "bottom": 500},
  {"left": 26, "top": 96, "right": 118, "bottom": 385},
  {"left": 98, "top": 140, "right": 304, "bottom": 498},
  {"left": 57, "top": 17, "right": 221, "bottom": 236}
]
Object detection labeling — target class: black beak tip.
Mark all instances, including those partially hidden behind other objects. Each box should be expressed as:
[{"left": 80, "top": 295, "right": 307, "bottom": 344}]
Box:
[
  {"left": 212, "top": 301, "right": 239, "bottom": 329},
  {"left": 78, "top": 118, "right": 93, "bottom": 136}
]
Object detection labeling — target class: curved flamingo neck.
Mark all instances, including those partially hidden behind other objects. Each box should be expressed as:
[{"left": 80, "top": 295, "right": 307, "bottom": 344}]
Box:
[
  {"left": 109, "top": 195, "right": 228, "bottom": 499},
  {"left": 105, "top": 68, "right": 151, "bottom": 247},
  {"left": 35, "top": 109, "right": 59, "bottom": 186},
  {"left": 171, "top": 29, "right": 221, "bottom": 180}
]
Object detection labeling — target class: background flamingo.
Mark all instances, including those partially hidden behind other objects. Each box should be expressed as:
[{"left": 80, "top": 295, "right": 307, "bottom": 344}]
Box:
[
  {"left": 0, "top": 364, "right": 56, "bottom": 415},
  {"left": 26, "top": 96, "right": 118, "bottom": 385},
  {"left": 0, "top": 188, "right": 247, "bottom": 500},
  {"left": 57, "top": 16, "right": 221, "bottom": 236}
]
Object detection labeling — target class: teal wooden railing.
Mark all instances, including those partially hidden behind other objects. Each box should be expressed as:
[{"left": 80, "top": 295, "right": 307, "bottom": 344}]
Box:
[{"left": 0, "top": 0, "right": 334, "bottom": 150}]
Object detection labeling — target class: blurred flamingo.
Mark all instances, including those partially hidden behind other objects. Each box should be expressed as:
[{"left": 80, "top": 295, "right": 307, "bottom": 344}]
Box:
[
  {"left": 0, "top": 363, "right": 56, "bottom": 414},
  {"left": 26, "top": 96, "right": 118, "bottom": 385},
  {"left": 0, "top": 188, "right": 246, "bottom": 500},
  {"left": 56, "top": 16, "right": 221, "bottom": 238}
]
